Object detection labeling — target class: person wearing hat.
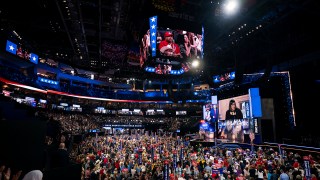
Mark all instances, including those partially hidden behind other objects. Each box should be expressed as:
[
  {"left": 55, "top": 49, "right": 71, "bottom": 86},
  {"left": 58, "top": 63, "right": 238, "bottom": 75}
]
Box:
[{"left": 158, "top": 31, "right": 181, "bottom": 57}]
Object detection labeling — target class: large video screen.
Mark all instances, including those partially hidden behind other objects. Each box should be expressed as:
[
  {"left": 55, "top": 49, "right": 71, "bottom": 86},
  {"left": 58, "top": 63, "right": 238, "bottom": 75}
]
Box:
[
  {"left": 213, "top": 71, "right": 235, "bottom": 84},
  {"left": 141, "top": 16, "right": 203, "bottom": 75},
  {"left": 157, "top": 29, "right": 202, "bottom": 58},
  {"left": 203, "top": 103, "right": 218, "bottom": 122},
  {"left": 218, "top": 94, "right": 251, "bottom": 120}
]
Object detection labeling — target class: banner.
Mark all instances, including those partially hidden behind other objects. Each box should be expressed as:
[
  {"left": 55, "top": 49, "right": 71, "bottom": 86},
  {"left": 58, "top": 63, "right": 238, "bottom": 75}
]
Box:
[
  {"left": 173, "top": 150, "right": 177, "bottom": 169},
  {"left": 212, "top": 169, "right": 220, "bottom": 177},
  {"left": 304, "top": 156, "right": 311, "bottom": 180},
  {"left": 164, "top": 160, "right": 169, "bottom": 180},
  {"left": 138, "top": 148, "right": 143, "bottom": 165},
  {"left": 151, "top": 146, "right": 154, "bottom": 160},
  {"left": 180, "top": 147, "right": 184, "bottom": 161},
  {"left": 159, "top": 145, "right": 162, "bottom": 158},
  {"left": 278, "top": 144, "right": 282, "bottom": 157}
]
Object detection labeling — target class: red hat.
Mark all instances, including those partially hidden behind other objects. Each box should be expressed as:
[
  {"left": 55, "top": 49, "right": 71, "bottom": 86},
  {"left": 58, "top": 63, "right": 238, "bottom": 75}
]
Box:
[{"left": 164, "top": 31, "right": 173, "bottom": 37}]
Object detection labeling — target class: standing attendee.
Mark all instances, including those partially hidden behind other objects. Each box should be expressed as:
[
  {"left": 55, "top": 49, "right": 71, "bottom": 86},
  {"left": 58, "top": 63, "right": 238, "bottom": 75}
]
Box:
[
  {"left": 249, "top": 165, "right": 257, "bottom": 180},
  {"left": 51, "top": 143, "right": 70, "bottom": 168},
  {"left": 279, "top": 169, "right": 290, "bottom": 180},
  {"left": 257, "top": 167, "right": 265, "bottom": 180}
]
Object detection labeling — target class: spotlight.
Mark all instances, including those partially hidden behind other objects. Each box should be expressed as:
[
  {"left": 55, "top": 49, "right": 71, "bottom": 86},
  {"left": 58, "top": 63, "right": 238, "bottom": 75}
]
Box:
[
  {"left": 224, "top": 0, "right": 239, "bottom": 15},
  {"left": 192, "top": 60, "right": 200, "bottom": 68}
]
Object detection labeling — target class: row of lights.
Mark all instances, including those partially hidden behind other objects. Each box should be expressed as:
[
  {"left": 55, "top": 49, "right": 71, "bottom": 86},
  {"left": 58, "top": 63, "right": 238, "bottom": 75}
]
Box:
[
  {"left": 55, "top": 52, "right": 68, "bottom": 57},
  {"left": 228, "top": 23, "right": 262, "bottom": 37},
  {"left": 152, "top": 0, "right": 175, "bottom": 12},
  {"left": 62, "top": 0, "right": 83, "bottom": 59},
  {"left": 12, "top": 30, "right": 22, "bottom": 40},
  {"left": 228, "top": 23, "right": 263, "bottom": 44},
  {"left": 62, "top": 0, "right": 71, "bottom": 16}
]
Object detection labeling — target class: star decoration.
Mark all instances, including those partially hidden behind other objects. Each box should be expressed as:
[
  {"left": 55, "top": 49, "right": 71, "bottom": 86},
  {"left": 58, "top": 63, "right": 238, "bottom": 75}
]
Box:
[{"left": 9, "top": 45, "right": 15, "bottom": 51}]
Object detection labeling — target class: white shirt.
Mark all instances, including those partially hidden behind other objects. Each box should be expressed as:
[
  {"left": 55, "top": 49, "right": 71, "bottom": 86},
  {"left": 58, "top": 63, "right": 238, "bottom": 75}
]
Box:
[
  {"left": 141, "top": 165, "right": 146, "bottom": 172},
  {"left": 131, "top": 168, "right": 136, "bottom": 176},
  {"left": 257, "top": 171, "right": 264, "bottom": 179}
]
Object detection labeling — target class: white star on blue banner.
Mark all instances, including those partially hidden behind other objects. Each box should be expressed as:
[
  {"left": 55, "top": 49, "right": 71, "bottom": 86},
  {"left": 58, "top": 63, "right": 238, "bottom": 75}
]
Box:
[
  {"left": 213, "top": 75, "right": 220, "bottom": 83},
  {"left": 230, "top": 71, "right": 235, "bottom": 79},
  {"left": 6, "top": 40, "right": 17, "bottom": 55},
  {"left": 149, "top": 16, "right": 157, "bottom": 57},
  {"left": 30, "top": 53, "right": 39, "bottom": 64}
]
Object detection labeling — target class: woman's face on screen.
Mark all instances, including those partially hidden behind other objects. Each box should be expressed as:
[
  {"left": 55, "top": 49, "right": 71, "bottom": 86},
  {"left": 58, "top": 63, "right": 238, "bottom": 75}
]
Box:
[
  {"left": 231, "top": 103, "right": 236, "bottom": 111},
  {"left": 184, "top": 35, "right": 189, "bottom": 43}
]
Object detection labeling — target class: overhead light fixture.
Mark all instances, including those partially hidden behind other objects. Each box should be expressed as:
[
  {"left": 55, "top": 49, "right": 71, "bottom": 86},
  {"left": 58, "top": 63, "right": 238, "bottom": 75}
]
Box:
[
  {"left": 224, "top": 0, "right": 239, "bottom": 15},
  {"left": 192, "top": 60, "right": 200, "bottom": 68}
]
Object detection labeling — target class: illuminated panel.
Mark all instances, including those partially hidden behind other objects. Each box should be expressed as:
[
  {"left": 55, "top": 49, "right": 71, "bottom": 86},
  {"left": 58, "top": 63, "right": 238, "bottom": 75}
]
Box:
[
  {"left": 141, "top": 15, "right": 203, "bottom": 75},
  {"left": 6, "top": 40, "right": 17, "bottom": 55},
  {"left": 29, "top": 53, "right": 39, "bottom": 64},
  {"left": 149, "top": 16, "right": 158, "bottom": 57}
]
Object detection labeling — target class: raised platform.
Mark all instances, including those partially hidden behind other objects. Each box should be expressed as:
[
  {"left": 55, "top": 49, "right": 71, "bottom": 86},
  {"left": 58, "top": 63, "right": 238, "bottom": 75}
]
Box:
[
  {"left": 189, "top": 138, "right": 241, "bottom": 147},
  {"left": 189, "top": 139, "right": 320, "bottom": 155}
]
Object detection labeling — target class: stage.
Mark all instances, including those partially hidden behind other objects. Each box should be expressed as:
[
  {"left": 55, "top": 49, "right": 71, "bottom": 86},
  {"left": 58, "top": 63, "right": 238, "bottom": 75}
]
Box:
[
  {"left": 189, "top": 138, "right": 242, "bottom": 147},
  {"left": 190, "top": 139, "right": 243, "bottom": 149}
]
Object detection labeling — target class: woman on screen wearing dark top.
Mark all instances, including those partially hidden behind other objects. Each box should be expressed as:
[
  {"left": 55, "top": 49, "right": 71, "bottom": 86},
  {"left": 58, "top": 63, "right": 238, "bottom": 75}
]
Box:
[
  {"left": 176, "top": 34, "right": 196, "bottom": 59},
  {"left": 225, "top": 99, "right": 243, "bottom": 120}
]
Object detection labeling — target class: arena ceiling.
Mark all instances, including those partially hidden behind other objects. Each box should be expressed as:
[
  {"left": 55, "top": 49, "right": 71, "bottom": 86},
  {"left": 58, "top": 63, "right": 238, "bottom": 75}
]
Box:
[{"left": 0, "top": 0, "right": 319, "bottom": 80}]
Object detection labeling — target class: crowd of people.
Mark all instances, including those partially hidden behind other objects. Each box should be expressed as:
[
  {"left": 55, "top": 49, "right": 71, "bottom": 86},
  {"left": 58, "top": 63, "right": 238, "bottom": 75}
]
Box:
[
  {"left": 71, "top": 133, "right": 320, "bottom": 180},
  {"left": 1, "top": 93, "right": 320, "bottom": 180},
  {"left": 2, "top": 125, "right": 320, "bottom": 180},
  {"left": 41, "top": 111, "right": 197, "bottom": 135},
  {"left": 38, "top": 109, "right": 320, "bottom": 180},
  {"left": 40, "top": 109, "right": 320, "bottom": 180},
  {"left": 101, "top": 41, "right": 128, "bottom": 68}
]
